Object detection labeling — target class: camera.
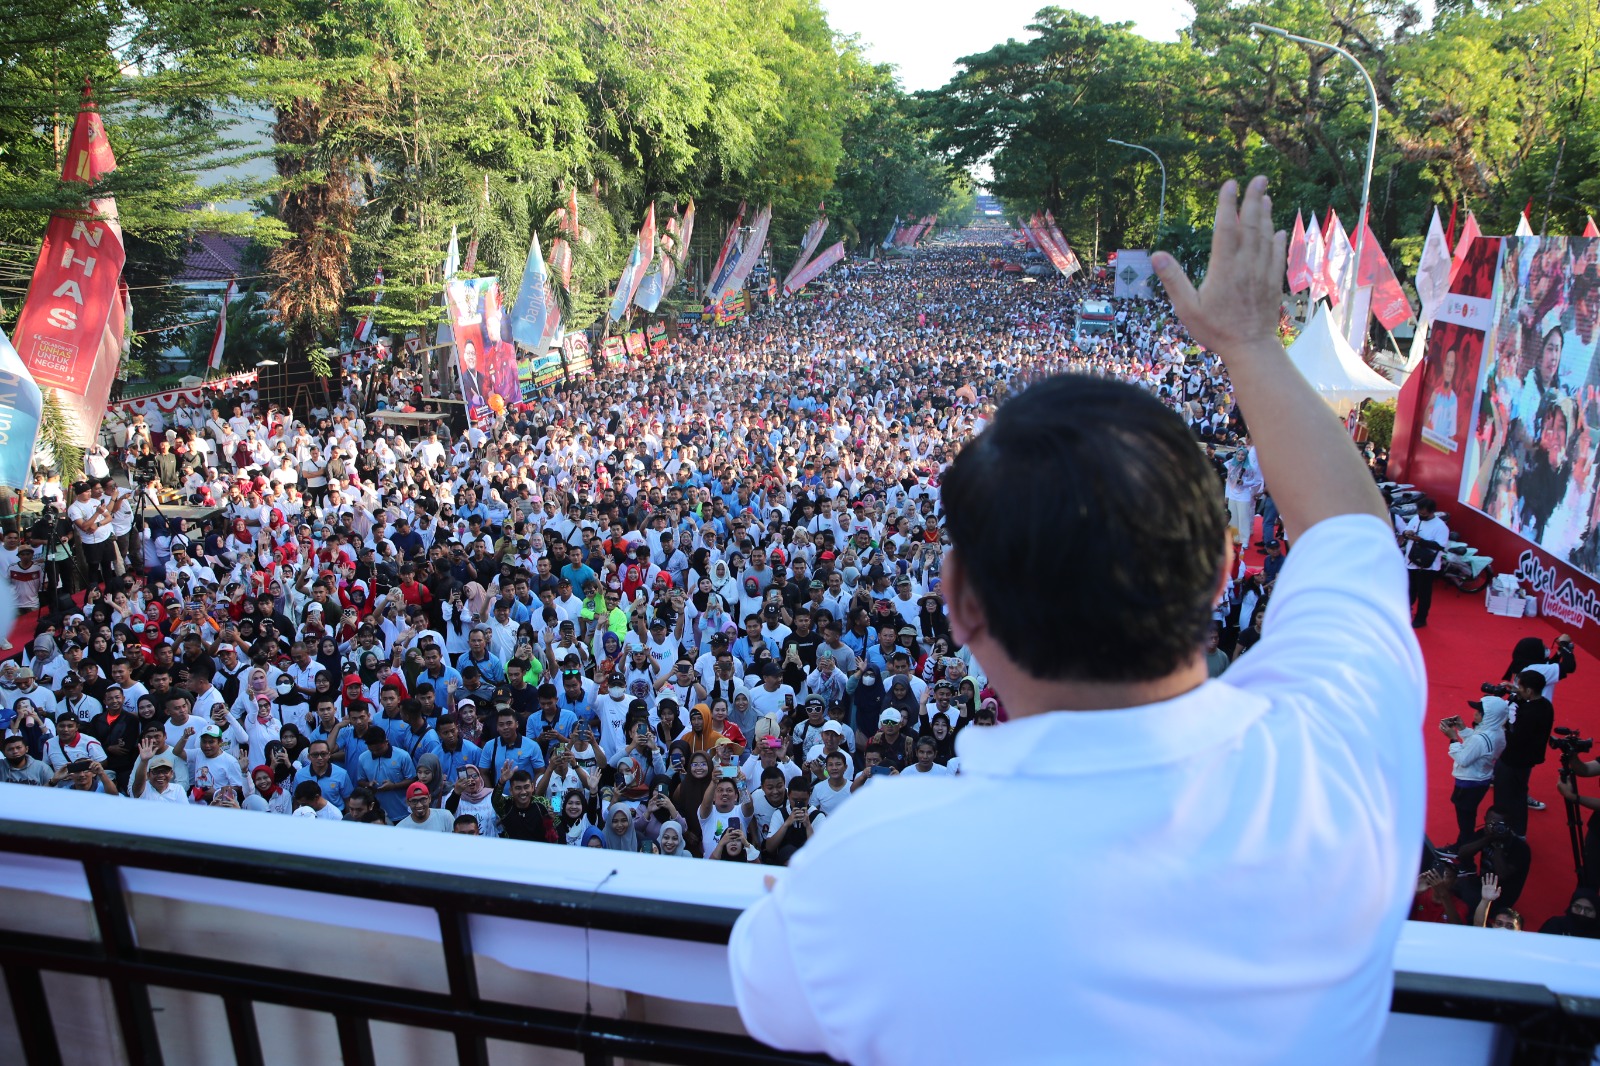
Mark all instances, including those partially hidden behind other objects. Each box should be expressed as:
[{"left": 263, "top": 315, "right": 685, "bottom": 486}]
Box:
[
  {"left": 1480, "top": 683, "right": 1515, "bottom": 698},
  {"left": 133, "top": 454, "right": 158, "bottom": 485},
  {"left": 67, "top": 759, "right": 93, "bottom": 775},
  {"left": 1550, "top": 726, "right": 1594, "bottom": 756}
]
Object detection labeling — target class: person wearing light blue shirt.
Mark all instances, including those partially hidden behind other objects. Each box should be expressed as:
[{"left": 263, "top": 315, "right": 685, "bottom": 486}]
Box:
[
  {"left": 415, "top": 646, "right": 462, "bottom": 707},
  {"left": 477, "top": 712, "right": 545, "bottom": 788},
  {"left": 292, "top": 741, "right": 354, "bottom": 810},
  {"left": 355, "top": 731, "right": 417, "bottom": 823}
]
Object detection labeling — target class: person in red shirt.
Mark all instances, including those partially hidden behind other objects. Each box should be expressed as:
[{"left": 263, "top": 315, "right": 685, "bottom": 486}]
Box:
[{"left": 399, "top": 566, "right": 433, "bottom": 609}]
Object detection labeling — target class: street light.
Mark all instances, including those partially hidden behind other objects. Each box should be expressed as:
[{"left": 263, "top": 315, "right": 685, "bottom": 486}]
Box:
[
  {"left": 1106, "top": 139, "right": 1166, "bottom": 239},
  {"left": 1250, "top": 22, "right": 1379, "bottom": 316}
]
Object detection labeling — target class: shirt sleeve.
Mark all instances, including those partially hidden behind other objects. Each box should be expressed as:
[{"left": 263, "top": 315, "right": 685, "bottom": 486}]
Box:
[
  {"left": 1223, "top": 513, "right": 1425, "bottom": 754},
  {"left": 728, "top": 893, "right": 829, "bottom": 1053}
]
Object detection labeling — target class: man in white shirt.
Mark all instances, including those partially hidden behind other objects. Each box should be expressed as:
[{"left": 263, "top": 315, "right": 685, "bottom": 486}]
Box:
[
  {"left": 1398, "top": 496, "right": 1449, "bottom": 628},
  {"left": 729, "top": 179, "right": 1425, "bottom": 1065}
]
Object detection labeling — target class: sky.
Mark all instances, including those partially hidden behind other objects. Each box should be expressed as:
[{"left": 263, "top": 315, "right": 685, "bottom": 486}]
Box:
[{"left": 819, "top": 0, "right": 1197, "bottom": 93}]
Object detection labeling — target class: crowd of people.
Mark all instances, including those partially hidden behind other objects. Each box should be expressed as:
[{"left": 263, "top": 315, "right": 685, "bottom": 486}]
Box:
[{"left": 0, "top": 225, "right": 1589, "bottom": 934}]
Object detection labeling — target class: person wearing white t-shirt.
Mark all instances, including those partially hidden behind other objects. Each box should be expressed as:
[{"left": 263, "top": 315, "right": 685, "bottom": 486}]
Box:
[{"left": 730, "top": 179, "right": 1426, "bottom": 1065}]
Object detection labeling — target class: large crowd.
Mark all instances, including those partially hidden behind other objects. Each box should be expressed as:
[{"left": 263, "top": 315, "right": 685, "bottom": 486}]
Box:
[{"left": 1, "top": 227, "right": 1593, "bottom": 936}]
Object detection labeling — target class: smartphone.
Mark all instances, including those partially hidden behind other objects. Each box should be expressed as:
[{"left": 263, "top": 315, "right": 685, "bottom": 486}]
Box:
[
  {"left": 727, "top": 816, "right": 741, "bottom": 831},
  {"left": 720, "top": 765, "right": 738, "bottom": 779}
]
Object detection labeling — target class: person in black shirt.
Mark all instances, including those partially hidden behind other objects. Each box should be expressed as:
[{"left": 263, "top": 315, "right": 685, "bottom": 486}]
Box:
[
  {"left": 1454, "top": 807, "right": 1532, "bottom": 913},
  {"left": 1493, "top": 670, "right": 1554, "bottom": 836},
  {"left": 493, "top": 770, "right": 559, "bottom": 842}
]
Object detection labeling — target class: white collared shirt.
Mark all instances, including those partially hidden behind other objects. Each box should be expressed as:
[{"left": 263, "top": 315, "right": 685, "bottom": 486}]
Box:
[{"left": 730, "top": 515, "right": 1425, "bottom": 1065}]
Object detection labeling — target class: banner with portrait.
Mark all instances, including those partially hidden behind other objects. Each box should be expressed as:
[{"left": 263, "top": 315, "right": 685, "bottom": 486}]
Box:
[
  {"left": 602, "top": 336, "right": 626, "bottom": 367},
  {"left": 1458, "top": 235, "right": 1600, "bottom": 576},
  {"left": 624, "top": 331, "right": 647, "bottom": 357},
  {"left": 646, "top": 321, "right": 668, "bottom": 352},
  {"left": 563, "top": 333, "right": 593, "bottom": 377},
  {"left": 445, "top": 277, "right": 519, "bottom": 418}
]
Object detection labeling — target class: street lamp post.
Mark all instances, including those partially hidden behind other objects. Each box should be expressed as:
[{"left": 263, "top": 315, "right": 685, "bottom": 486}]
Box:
[
  {"left": 1106, "top": 139, "right": 1166, "bottom": 239},
  {"left": 1250, "top": 22, "right": 1379, "bottom": 316}
]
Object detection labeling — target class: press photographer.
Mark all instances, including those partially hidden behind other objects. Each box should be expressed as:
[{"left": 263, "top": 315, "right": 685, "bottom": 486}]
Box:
[{"left": 1490, "top": 670, "right": 1555, "bottom": 835}]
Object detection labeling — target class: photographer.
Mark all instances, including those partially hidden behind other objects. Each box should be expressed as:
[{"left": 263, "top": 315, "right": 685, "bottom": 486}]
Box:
[
  {"left": 1454, "top": 808, "right": 1532, "bottom": 913},
  {"left": 1397, "top": 496, "right": 1448, "bottom": 628},
  {"left": 1438, "top": 696, "right": 1509, "bottom": 851},
  {"left": 1493, "top": 670, "right": 1555, "bottom": 834}
]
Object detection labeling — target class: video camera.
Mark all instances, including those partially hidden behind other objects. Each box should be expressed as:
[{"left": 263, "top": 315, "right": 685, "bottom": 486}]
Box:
[
  {"left": 133, "top": 454, "right": 158, "bottom": 485},
  {"left": 1550, "top": 726, "right": 1594, "bottom": 757}
]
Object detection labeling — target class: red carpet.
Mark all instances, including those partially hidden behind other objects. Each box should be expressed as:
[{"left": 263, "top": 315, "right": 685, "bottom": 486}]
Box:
[{"left": 1414, "top": 576, "right": 1596, "bottom": 928}]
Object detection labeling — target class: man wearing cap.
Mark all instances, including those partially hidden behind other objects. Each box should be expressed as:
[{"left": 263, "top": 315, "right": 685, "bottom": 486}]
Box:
[
  {"left": 7, "top": 666, "right": 58, "bottom": 722},
  {"left": 130, "top": 735, "right": 189, "bottom": 803},
  {"left": 395, "top": 781, "right": 453, "bottom": 831},
  {"left": 188, "top": 723, "right": 248, "bottom": 804}
]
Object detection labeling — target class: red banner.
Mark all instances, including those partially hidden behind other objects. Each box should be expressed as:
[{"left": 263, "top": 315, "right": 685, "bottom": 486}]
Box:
[
  {"left": 12, "top": 90, "right": 126, "bottom": 444},
  {"left": 1355, "top": 221, "right": 1414, "bottom": 330},
  {"left": 783, "top": 241, "right": 844, "bottom": 293}
]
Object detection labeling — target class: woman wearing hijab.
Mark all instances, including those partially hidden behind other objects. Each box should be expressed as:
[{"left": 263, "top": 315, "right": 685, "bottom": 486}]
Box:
[
  {"left": 849, "top": 663, "right": 887, "bottom": 745},
  {"left": 884, "top": 674, "right": 919, "bottom": 723},
  {"left": 1539, "top": 888, "right": 1600, "bottom": 937},
  {"left": 554, "top": 788, "right": 594, "bottom": 844},
  {"left": 594, "top": 630, "right": 626, "bottom": 681},
  {"left": 233, "top": 667, "right": 273, "bottom": 720},
  {"left": 315, "top": 635, "right": 344, "bottom": 682},
  {"left": 414, "top": 752, "right": 447, "bottom": 806},
  {"left": 1442, "top": 695, "right": 1511, "bottom": 851},
  {"left": 1502, "top": 634, "right": 1577, "bottom": 706},
  {"left": 654, "top": 820, "right": 693, "bottom": 857},
  {"left": 601, "top": 804, "right": 646, "bottom": 853},
  {"left": 250, "top": 764, "right": 293, "bottom": 814},
  {"left": 446, "top": 764, "right": 499, "bottom": 836},
  {"left": 579, "top": 825, "right": 606, "bottom": 848}
]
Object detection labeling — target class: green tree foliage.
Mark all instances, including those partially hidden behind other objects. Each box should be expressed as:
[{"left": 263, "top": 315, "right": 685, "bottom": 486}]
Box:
[{"left": 926, "top": 1, "right": 1600, "bottom": 275}]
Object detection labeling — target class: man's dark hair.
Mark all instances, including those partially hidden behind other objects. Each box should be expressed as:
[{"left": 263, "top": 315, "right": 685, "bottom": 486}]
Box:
[
  {"left": 292, "top": 780, "right": 322, "bottom": 805},
  {"left": 1516, "top": 669, "right": 1547, "bottom": 695},
  {"left": 454, "top": 814, "right": 479, "bottom": 832},
  {"left": 940, "top": 375, "right": 1225, "bottom": 682}
]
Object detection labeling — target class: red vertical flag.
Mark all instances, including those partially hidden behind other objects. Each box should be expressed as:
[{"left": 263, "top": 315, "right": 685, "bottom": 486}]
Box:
[
  {"left": 11, "top": 84, "right": 126, "bottom": 443},
  {"left": 1585, "top": 217, "right": 1599, "bottom": 239},
  {"left": 1285, "top": 211, "right": 1310, "bottom": 293}
]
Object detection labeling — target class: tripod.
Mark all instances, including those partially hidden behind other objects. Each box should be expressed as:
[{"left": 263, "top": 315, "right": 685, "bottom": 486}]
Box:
[
  {"left": 129, "top": 478, "right": 167, "bottom": 579},
  {"left": 1559, "top": 766, "right": 1589, "bottom": 887}
]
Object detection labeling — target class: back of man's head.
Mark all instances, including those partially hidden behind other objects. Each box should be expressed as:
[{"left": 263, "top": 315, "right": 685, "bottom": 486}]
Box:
[{"left": 941, "top": 374, "right": 1224, "bottom": 683}]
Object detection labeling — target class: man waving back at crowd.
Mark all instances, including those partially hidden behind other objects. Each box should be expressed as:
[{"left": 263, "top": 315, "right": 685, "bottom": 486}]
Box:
[{"left": 729, "top": 177, "right": 1425, "bottom": 1063}]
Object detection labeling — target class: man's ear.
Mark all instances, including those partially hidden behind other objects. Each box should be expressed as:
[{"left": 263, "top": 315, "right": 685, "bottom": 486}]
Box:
[
  {"left": 942, "top": 549, "right": 987, "bottom": 649},
  {"left": 1213, "top": 537, "right": 1237, "bottom": 608}
]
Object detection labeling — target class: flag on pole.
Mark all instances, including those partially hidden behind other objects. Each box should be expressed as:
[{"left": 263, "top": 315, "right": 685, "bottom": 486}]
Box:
[
  {"left": 356, "top": 269, "right": 383, "bottom": 342},
  {"left": 1515, "top": 205, "right": 1534, "bottom": 237},
  {"left": 1286, "top": 211, "right": 1310, "bottom": 293},
  {"left": 707, "top": 202, "right": 746, "bottom": 302},
  {"left": 1303, "top": 212, "right": 1328, "bottom": 304},
  {"left": 11, "top": 83, "right": 126, "bottom": 446},
  {"left": 207, "top": 278, "right": 236, "bottom": 370},
  {"left": 0, "top": 322, "right": 43, "bottom": 490},
  {"left": 1449, "top": 212, "right": 1482, "bottom": 284},
  {"left": 1585, "top": 216, "right": 1599, "bottom": 239},
  {"left": 1354, "top": 221, "right": 1413, "bottom": 330},
  {"left": 510, "top": 233, "right": 562, "bottom": 355},
  {"left": 784, "top": 241, "right": 845, "bottom": 292},
  {"left": 783, "top": 212, "right": 829, "bottom": 295},
  {"left": 1415, "top": 207, "right": 1453, "bottom": 324},
  {"left": 443, "top": 226, "right": 460, "bottom": 281},
  {"left": 882, "top": 217, "right": 900, "bottom": 249},
  {"left": 677, "top": 200, "right": 696, "bottom": 270},
  {"left": 608, "top": 204, "right": 656, "bottom": 323},
  {"left": 713, "top": 205, "right": 771, "bottom": 304},
  {"left": 1324, "top": 210, "right": 1355, "bottom": 310}
]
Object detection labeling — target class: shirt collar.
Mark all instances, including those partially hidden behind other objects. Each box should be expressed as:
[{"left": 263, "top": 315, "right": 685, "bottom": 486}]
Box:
[{"left": 954, "top": 681, "right": 1272, "bottom": 777}]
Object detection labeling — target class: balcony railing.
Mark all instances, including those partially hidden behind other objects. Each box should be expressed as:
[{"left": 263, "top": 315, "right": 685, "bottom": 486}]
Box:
[{"left": 1, "top": 788, "right": 1599, "bottom": 1065}]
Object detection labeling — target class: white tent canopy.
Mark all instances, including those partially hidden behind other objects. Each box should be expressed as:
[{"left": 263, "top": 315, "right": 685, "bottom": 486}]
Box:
[{"left": 1286, "top": 304, "right": 1401, "bottom": 413}]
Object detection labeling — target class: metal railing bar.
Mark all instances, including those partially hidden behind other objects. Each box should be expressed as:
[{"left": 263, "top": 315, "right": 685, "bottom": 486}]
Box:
[
  {"left": 335, "top": 1013, "right": 376, "bottom": 1066},
  {"left": 83, "top": 860, "right": 165, "bottom": 1066},
  {"left": 3, "top": 963, "right": 63, "bottom": 1066},
  {"left": 0, "top": 824, "right": 740, "bottom": 944},
  {"left": 437, "top": 908, "right": 488, "bottom": 1066},
  {"left": 222, "top": 996, "right": 264, "bottom": 1066}
]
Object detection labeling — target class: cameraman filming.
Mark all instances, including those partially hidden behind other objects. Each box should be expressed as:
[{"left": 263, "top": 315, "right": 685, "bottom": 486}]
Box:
[{"left": 1493, "top": 670, "right": 1555, "bottom": 835}]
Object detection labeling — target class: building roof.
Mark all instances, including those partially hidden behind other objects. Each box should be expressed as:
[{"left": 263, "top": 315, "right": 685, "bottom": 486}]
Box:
[{"left": 175, "top": 232, "right": 250, "bottom": 284}]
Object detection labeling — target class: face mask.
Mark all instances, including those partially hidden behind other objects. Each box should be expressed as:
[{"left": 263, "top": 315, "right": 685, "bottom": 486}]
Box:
[{"left": 861, "top": 676, "right": 876, "bottom": 686}]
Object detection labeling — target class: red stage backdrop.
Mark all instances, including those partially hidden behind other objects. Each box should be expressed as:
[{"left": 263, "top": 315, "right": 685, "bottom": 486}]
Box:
[{"left": 1393, "top": 234, "right": 1600, "bottom": 647}]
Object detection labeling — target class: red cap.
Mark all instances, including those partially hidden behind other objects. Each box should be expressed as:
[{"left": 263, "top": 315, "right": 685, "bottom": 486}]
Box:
[
  {"left": 343, "top": 673, "right": 362, "bottom": 690},
  {"left": 406, "top": 782, "right": 431, "bottom": 800}
]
